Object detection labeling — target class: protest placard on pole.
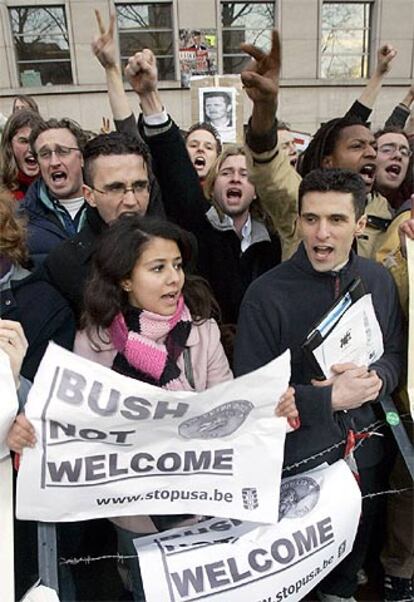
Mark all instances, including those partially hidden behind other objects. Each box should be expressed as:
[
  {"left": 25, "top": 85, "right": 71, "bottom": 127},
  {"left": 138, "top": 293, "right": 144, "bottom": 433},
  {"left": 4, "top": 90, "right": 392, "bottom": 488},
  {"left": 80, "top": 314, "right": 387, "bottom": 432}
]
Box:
[
  {"left": 134, "top": 460, "right": 361, "bottom": 602},
  {"left": 18, "top": 343, "right": 291, "bottom": 524},
  {"left": 0, "top": 349, "right": 19, "bottom": 602}
]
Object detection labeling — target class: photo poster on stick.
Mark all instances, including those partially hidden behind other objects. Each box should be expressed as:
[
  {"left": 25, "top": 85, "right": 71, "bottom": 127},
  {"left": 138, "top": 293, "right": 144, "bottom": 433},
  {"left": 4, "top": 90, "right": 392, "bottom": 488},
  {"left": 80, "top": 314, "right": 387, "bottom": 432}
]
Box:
[
  {"left": 199, "top": 86, "right": 237, "bottom": 143},
  {"left": 179, "top": 29, "right": 217, "bottom": 87},
  {"left": 190, "top": 76, "right": 243, "bottom": 144}
]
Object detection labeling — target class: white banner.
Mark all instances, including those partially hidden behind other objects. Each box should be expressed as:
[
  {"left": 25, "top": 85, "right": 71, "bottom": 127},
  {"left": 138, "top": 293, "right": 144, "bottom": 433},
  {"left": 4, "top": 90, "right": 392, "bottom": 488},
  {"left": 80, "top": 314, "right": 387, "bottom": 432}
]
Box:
[
  {"left": 0, "top": 348, "right": 19, "bottom": 459},
  {"left": 135, "top": 461, "right": 361, "bottom": 602},
  {"left": 0, "top": 349, "right": 18, "bottom": 602},
  {"left": 407, "top": 238, "right": 414, "bottom": 420},
  {"left": 17, "top": 343, "right": 290, "bottom": 523}
]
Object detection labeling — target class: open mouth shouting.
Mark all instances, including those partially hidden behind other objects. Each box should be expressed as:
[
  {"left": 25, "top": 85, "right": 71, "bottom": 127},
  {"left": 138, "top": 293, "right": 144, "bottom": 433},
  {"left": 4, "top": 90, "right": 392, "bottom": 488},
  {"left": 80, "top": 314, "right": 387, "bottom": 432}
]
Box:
[
  {"left": 385, "top": 163, "right": 402, "bottom": 180},
  {"left": 23, "top": 153, "right": 39, "bottom": 175},
  {"left": 359, "top": 163, "right": 376, "bottom": 187},
  {"left": 50, "top": 170, "right": 67, "bottom": 186},
  {"left": 313, "top": 245, "right": 334, "bottom": 262},
  {"left": 225, "top": 187, "right": 242, "bottom": 203},
  {"left": 193, "top": 155, "right": 206, "bottom": 171}
]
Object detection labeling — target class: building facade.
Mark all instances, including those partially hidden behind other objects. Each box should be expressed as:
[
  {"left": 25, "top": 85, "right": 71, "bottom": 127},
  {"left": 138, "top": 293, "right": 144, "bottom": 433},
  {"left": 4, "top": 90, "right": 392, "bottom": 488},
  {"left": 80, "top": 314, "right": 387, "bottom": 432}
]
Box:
[{"left": 0, "top": 0, "right": 413, "bottom": 135}]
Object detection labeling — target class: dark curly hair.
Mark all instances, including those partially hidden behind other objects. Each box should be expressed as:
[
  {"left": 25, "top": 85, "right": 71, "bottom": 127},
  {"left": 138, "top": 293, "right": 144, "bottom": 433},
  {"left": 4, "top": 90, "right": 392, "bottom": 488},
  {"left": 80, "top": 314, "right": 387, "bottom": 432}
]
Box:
[
  {"left": 83, "top": 214, "right": 219, "bottom": 334},
  {"left": 299, "top": 116, "right": 368, "bottom": 177}
]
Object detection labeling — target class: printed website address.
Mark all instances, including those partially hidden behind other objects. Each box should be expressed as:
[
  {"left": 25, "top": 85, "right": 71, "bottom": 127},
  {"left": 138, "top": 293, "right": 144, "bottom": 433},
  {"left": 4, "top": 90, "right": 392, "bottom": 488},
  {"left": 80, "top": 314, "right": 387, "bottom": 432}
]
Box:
[
  {"left": 96, "top": 488, "right": 234, "bottom": 506},
  {"left": 257, "top": 554, "right": 335, "bottom": 602}
]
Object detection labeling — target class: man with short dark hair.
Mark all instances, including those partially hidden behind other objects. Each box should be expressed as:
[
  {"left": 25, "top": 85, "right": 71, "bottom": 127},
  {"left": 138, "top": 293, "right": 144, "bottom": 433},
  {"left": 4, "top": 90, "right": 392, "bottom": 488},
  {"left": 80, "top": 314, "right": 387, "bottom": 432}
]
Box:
[
  {"left": 42, "top": 132, "right": 154, "bottom": 321},
  {"left": 22, "top": 117, "right": 89, "bottom": 265},
  {"left": 234, "top": 168, "right": 404, "bottom": 602}
]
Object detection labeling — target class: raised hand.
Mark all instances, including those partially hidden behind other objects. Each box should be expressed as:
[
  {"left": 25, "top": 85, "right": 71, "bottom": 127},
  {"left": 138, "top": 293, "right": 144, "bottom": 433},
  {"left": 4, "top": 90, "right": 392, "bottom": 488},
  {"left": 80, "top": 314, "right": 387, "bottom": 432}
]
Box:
[
  {"left": 0, "top": 319, "right": 28, "bottom": 387},
  {"left": 92, "top": 10, "right": 117, "bottom": 70},
  {"left": 375, "top": 43, "right": 397, "bottom": 75},
  {"left": 240, "top": 30, "right": 281, "bottom": 104},
  {"left": 125, "top": 49, "right": 159, "bottom": 97}
]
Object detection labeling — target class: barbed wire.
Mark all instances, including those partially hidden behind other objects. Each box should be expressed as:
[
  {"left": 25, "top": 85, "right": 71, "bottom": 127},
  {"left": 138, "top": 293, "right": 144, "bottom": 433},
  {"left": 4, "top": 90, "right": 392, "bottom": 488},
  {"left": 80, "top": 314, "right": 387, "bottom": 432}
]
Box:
[{"left": 59, "top": 483, "right": 414, "bottom": 567}]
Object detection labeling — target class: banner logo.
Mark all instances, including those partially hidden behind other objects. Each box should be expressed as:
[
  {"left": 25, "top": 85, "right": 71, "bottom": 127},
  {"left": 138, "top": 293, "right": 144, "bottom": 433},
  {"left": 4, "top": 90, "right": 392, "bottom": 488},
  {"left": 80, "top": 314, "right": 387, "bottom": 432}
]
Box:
[
  {"left": 178, "top": 400, "right": 254, "bottom": 439},
  {"left": 241, "top": 487, "right": 259, "bottom": 510},
  {"left": 279, "top": 476, "right": 320, "bottom": 519}
]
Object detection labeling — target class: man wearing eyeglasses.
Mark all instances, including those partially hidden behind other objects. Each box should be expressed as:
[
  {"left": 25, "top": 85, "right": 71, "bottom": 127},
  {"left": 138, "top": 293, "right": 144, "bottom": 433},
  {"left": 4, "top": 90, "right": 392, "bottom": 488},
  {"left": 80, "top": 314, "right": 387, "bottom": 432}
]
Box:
[
  {"left": 41, "top": 131, "right": 153, "bottom": 322},
  {"left": 374, "top": 128, "right": 412, "bottom": 210},
  {"left": 20, "top": 117, "right": 88, "bottom": 266}
]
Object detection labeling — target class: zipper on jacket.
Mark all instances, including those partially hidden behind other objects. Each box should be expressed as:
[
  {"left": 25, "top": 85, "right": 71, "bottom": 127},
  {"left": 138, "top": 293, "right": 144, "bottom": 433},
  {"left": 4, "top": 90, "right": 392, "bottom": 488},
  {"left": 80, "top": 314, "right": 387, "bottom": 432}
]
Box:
[{"left": 334, "top": 274, "right": 341, "bottom": 299}]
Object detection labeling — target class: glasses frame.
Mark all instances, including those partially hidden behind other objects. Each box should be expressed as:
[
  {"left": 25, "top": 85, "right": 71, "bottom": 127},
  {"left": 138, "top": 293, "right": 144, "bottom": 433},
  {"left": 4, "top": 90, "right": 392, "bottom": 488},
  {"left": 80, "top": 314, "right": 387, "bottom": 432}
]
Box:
[{"left": 35, "top": 145, "right": 80, "bottom": 161}]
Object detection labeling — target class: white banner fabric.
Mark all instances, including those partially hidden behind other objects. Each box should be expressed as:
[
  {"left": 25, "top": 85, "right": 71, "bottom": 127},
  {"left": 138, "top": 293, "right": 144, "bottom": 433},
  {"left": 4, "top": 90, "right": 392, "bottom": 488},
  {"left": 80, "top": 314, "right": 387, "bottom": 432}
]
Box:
[
  {"left": 17, "top": 343, "right": 290, "bottom": 523},
  {"left": 0, "top": 348, "right": 19, "bottom": 459},
  {"left": 135, "top": 460, "right": 361, "bottom": 602},
  {"left": 407, "top": 237, "right": 414, "bottom": 420}
]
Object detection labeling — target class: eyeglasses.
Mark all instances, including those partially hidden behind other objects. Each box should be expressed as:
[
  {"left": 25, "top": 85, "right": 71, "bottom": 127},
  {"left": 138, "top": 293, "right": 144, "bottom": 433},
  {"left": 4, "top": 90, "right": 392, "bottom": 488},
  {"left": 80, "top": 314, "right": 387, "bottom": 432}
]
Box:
[
  {"left": 378, "top": 143, "right": 412, "bottom": 158},
  {"left": 91, "top": 181, "right": 149, "bottom": 201},
  {"left": 36, "top": 145, "right": 80, "bottom": 161}
]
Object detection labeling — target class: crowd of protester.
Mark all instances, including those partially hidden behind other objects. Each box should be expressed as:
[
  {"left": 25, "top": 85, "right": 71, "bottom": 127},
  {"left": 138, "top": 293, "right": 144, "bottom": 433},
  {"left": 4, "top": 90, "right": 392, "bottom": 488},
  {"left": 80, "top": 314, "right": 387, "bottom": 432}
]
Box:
[{"left": 0, "top": 10, "right": 413, "bottom": 602}]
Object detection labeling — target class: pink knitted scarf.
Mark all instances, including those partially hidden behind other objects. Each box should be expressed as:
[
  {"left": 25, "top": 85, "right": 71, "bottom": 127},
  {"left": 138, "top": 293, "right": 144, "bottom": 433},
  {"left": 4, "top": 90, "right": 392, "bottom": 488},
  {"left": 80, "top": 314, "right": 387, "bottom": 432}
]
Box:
[{"left": 109, "top": 295, "right": 192, "bottom": 389}]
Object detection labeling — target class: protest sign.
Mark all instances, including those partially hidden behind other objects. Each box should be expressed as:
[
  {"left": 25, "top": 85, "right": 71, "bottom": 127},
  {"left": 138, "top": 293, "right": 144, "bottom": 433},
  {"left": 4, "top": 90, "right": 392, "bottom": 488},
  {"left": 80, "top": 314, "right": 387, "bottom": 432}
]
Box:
[
  {"left": 407, "top": 238, "right": 414, "bottom": 420},
  {"left": 0, "top": 348, "right": 19, "bottom": 459},
  {"left": 17, "top": 343, "right": 290, "bottom": 523},
  {"left": 0, "top": 349, "right": 18, "bottom": 602},
  {"left": 135, "top": 460, "right": 361, "bottom": 602}
]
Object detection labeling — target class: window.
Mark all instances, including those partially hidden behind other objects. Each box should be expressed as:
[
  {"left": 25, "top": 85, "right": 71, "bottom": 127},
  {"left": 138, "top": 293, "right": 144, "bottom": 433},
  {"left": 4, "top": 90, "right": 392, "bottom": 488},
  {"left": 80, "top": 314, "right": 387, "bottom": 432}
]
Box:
[
  {"left": 221, "top": 1, "right": 275, "bottom": 74},
  {"left": 116, "top": 3, "right": 175, "bottom": 80},
  {"left": 9, "top": 6, "right": 73, "bottom": 87},
  {"left": 320, "top": 1, "right": 372, "bottom": 79}
]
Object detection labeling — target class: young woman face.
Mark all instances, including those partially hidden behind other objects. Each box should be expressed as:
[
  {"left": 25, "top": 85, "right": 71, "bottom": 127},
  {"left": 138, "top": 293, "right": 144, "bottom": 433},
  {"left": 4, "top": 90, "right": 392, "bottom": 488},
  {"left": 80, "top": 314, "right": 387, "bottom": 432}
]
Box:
[
  {"left": 11, "top": 126, "right": 39, "bottom": 178},
  {"left": 121, "top": 237, "right": 185, "bottom": 316}
]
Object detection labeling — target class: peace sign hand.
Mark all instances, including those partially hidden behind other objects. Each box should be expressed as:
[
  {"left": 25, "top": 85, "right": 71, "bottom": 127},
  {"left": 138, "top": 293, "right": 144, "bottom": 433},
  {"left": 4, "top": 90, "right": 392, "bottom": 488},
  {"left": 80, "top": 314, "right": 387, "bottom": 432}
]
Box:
[{"left": 92, "top": 10, "right": 117, "bottom": 70}]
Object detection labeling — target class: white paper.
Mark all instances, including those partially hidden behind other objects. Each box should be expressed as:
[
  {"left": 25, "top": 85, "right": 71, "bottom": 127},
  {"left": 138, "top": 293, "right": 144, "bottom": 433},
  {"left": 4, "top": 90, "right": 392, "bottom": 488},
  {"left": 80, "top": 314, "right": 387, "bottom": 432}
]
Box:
[
  {"left": 0, "top": 456, "right": 14, "bottom": 602},
  {"left": 17, "top": 343, "right": 291, "bottom": 523},
  {"left": 313, "top": 294, "right": 384, "bottom": 378},
  {"left": 0, "top": 348, "right": 19, "bottom": 459},
  {"left": 135, "top": 460, "right": 362, "bottom": 602},
  {"left": 407, "top": 238, "right": 414, "bottom": 420},
  {"left": 21, "top": 581, "right": 60, "bottom": 602}
]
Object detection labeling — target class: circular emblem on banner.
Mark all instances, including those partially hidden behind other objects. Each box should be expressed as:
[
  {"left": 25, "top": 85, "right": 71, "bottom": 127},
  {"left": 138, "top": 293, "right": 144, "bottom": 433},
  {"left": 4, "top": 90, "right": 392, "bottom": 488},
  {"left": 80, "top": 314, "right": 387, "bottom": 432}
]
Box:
[
  {"left": 178, "top": 400, "right": 254, "bottom": 439},
  {"left": 279, "top": 476, "right": 320, "bottom": 520},
  {"left": 386, "top": 412, "right": 400, "bottom": 426}
]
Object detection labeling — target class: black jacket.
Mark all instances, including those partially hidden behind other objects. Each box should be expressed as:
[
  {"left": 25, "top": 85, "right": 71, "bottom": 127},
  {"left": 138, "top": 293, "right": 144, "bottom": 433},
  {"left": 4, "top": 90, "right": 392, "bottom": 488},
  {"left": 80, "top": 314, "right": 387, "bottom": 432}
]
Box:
[
  {"left": 139, "top": 116, "right": 281, "bottom": 324},
  {"left": 234, "top": 244, "right": 404, "bottom": 473},
  {"left": 1, "top": 271, "right": 76, "bottom": 381},
  {"left": 40, "top": 206, "right": 106, "bottom": 322}
]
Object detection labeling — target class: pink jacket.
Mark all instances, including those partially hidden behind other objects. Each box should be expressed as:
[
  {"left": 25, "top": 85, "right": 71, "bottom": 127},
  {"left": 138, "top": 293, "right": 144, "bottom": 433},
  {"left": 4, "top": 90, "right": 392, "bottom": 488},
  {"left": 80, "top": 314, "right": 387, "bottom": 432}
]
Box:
[{"left": 74, "top": 318, "right": 233, "bottom": 534}]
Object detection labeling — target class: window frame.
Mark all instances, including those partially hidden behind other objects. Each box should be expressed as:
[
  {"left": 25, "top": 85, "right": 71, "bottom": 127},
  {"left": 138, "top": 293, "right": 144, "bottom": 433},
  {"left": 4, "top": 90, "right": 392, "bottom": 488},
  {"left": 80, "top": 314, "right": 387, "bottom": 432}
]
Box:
[
  {"left": 218, "top": 0, "right": 277, "bottom": 75},
  {"left": 115, "top": 0, "right": 178, "bottom": 82},
  {"left": 8, "top": 2, "right": 75, "bottom": 88},
  {"left": 318, "top": 0, "right": 375, "bottom": 81}
]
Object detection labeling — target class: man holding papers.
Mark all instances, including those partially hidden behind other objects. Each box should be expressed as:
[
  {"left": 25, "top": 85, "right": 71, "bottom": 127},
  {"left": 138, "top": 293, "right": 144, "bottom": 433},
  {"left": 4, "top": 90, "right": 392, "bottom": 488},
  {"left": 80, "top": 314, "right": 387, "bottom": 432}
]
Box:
[{"left": 234, "top": 168, "right": 404, "bottom": 602}]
